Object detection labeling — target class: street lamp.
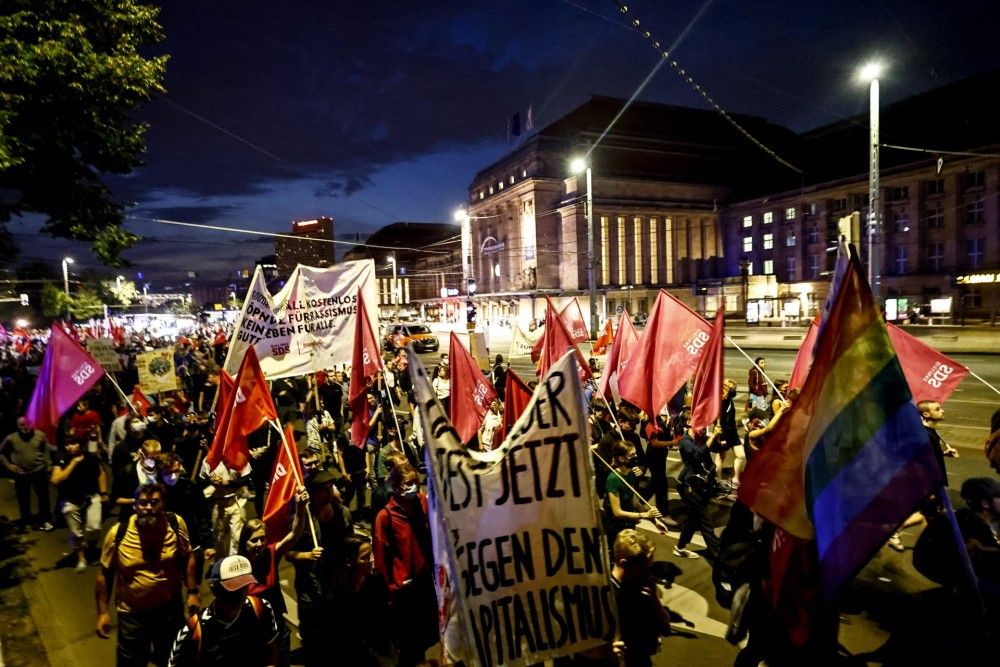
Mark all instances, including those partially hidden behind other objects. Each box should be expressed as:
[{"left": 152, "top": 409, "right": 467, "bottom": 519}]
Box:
[
  {"left": 62, "top": 257, "right": 74, "bottom": 300},
  {"left": 387, "top": 255, "right": 398, "bottom": 308},
  {"left": 453, "top": 207, "right": 473, "bottom": 297},
  {"left": 860, "top": 61, "right": 883, "bottom": 304},
  {"left": 570, "top": 156, "right": 598, "bottom": 339},
  {"left": 116, "top": 275, "right": 124, "bottom": 291}
]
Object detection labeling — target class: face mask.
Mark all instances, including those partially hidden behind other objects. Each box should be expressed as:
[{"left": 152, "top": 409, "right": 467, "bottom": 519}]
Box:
[
  {"left": 400, "top": 483, "right": 418, "bottom": 498},
  {"left": 140, "top": 457, "right": 157, "bottom": 472},
  {"left": 162, "top": 472, "right": 180, "bottom": 486},
  {"left": 626, "top": 456, "right": 639, "bottom": 467},
  {"left": 130, "top": 421, "right": 147, "bottom": 434}
]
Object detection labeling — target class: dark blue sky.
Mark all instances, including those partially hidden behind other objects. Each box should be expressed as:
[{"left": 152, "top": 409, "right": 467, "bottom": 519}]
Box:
[{"left": 15, "top": 0, "right": 1000, "bottom": 288}]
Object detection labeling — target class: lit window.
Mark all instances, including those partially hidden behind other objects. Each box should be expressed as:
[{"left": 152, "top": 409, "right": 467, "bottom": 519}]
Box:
[
  {"left": 498, "top": 181, "right": 503, "bottom": 190},
  {"left": 649, "top": 219, "right": 658, "bottom": 284},
  {"left": 633, "top": 217, "right": 642, "bottom": 284},
  {"left": 479, "top": 191, "right": 485, "bottom": 200},
  {"left": 617, "top": 217, "right": 627, "bottom": 285},
  {"left": 742, "top": 215, "right": 753, "bottom": 228},
  {"left": 521, "top": 169, "right": 527, "bottom": 178},
  {"left": 743, "top": 236, "right": 753, "bottom": 252},
  {"left": 489, "top": 186, "right": 494, "bottom": 195},
  {"left": 786, "top": 234, "right": 796, "bottom": 247},
  {"left": 764, "top": 259, "right": 774, "bottom": 275},
  {"left": 600, "top": 217, "right": 610, "bottom": 286},
  {"left": 785, "top": 207, "right": 796, "bottom": 220},
  {"left": 763, "top": 212, "right": 773, "bottom": 224},
  {"left": 509, "top": 175, "right": 515, "bottom": 184},
  {"left": 763, "top": 233, "right": 773, "bottom": 250}
]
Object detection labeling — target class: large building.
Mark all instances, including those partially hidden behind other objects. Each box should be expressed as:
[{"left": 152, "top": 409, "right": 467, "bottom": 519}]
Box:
[
  {"left": 463, "top": 70, "right": 1000, "bottom": 327},
  {"left": 274, "top": 216, "right": 336, "bottom": 277}
]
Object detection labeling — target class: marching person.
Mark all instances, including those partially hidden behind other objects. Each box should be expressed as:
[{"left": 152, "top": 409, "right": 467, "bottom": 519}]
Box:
[
  {"left": 1, "top": 415, "right": 54, "bottom": 531},
  {"left": 675, "top": 423, "right": 723, "bottom": 560},
  {"left": 747, "top": 357, "right": 768, "bottom": 413},
  {"left": 51, "top": 434, "right": 108, "bottom": 571}
]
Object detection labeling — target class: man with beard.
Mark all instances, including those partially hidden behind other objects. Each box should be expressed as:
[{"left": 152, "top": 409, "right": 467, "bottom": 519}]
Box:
[
  {"left": 1, "top": 416, "right": 54, "bottom": 531},
  {"left": 96, "top": 483, "right": 200, "bottom": 667}
]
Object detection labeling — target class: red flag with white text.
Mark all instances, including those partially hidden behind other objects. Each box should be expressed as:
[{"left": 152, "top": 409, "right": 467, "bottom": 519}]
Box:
[
  {"left": 597, "top": 310, "right": 638, "bottom": 402},
  {"left": 449, "top": 332, "right": 498, "bottom": 443},
  {"left": 349, "top": 289, "right": 384, "bottom": 447},
  {"left": 788, "top": 317, "right": 820, "bottom": 390},
  {"left": 689, "top": 309, "right": 725, "bottom": 431},
  {"left": 262, "top": 424, "right": 305, "bottom": 543},
  {"left": 887, "top": 323, "right": 968, "bottom": 405},
  {"left": 560, "top": 298, "right": 590, "bottom": 345},
  {"left": 537, "top": 297, "right": 591, "bottom": 381},
  {"left": 25, "top": 324, "right": 106, "bottom": 442},
  {"left": 206, "top": 347, "right": 277, "bottom": 473},
  {"left": 618, "top": 290, "right": 711, "bottom": 417}
]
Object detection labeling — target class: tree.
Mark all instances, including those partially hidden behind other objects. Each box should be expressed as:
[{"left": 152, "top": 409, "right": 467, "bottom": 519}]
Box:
[
  {"left": 70, "top": 286, "right": 105, "bottom": 319},
  {"left": 0, "top": 1, "right": 168, "bottom": 265},
  {"left": 103, "top": 278, "right": 139, "bottom": 307},
  {"left": 40, "top": 281, "right": 68, "bottom": 318}
]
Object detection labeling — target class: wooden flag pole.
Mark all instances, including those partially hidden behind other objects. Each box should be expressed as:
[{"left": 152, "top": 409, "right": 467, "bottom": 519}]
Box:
[
  {"left": 967, "top": 368, "right": 1000, "bottom": 397},
  {"left": 103, "top": 372, "right": 140, "bottom": 415},
  {"left": 724, "top": 335, "right": 786, "bottom": 401}
]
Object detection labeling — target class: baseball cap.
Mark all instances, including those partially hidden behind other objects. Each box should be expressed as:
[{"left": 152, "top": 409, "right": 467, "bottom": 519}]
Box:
[
  {"left": 209, "top": 555, "right": 257, "bottom": 592},
  {"left": 960, "top": 477, "right": 1000, "bottom": 506}
]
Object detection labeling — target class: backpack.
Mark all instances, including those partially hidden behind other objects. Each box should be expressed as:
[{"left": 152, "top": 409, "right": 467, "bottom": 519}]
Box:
[{"left": 186, "top": 596, "right": 266, "bottom": 660}]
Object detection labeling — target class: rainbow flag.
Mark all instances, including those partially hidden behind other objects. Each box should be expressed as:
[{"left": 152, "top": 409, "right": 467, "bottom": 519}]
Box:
[{"left": 739, "top": 247, "right": 942, "bottom": 598}]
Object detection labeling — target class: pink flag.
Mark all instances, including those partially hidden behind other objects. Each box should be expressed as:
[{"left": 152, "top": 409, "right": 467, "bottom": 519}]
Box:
[
  {"left": 887, "top": 323, "right": 969, "bottom": 405},
  {"left": 597, "top": 310, "right": 638, "bottom": 401},
  {"left": 349, "top": 290, "right": 384, "bottom": 447},
  {"left": 689, "top": 309, "right": 725, "bottom": 431},
  {"left": 618, "top": 290, "right": 711, "bottom": 417},
  {"left": 25, "top": 324, "right": 106, "bottom": 442},
  {"left": 788, "top": 317, "right": 820, "bottom": 390},
  {"left": 448, "top": 333, "right": 498, "bottom": 443},
  {"left": 537, "top": 297, "right": 591, "bottom": 381},
  {"left": 560, "top": 298, "right": 590, "bottom": 345}
]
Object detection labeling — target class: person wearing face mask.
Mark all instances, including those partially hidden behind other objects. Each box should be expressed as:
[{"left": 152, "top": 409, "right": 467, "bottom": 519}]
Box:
[
  {"left": 51, "top": 435, "right": 108, "bottom": 571},
  {"left": 2, "top": 415, "right": 55, "bottom": 530},
  {"left": 159, "top": 453, "right": 213, "bottom": 578},
  {"left": 145, "top": 406, "right": 177, "bottom": 452},
  {"left": 373, "top": 463, "right": 437, "bottom": 666},
  {"left": 112, "top": 439, "right": 163, "bottom": 520},
  {"left": 236, "top": 487, "right": 308, "bottom": 667},
  {"left": 112, "top": 414, "right": 148, "bottom": 473}
]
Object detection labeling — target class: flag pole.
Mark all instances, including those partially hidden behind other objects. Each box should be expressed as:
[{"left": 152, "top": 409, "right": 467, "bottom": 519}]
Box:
[
  {"left": 724, "top": 335, "right": 785, "bottom": 401},
  {"left": 103, "top": 372, "right": 139, "bottom": 415},
  {"left": 967, "top": 368, "right": 1000, "bottom": 398},
  {"left": 592, "top": 448, "right": 672, "bottom": 536},
  {"left": 270, "top": 419, "right": 319, "bottom": 550},
  {"left": 382, "top": 367, "right": 404, "bottom": 445},
  {"left": 937, "top": 485, "right": 987, "bottom": 617}
]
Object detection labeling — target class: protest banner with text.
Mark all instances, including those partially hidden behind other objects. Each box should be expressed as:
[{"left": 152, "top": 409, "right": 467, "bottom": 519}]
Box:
[
  {"left": 223, "top": 260, "right": 377, "bottom": 380},
  {"left": 409, "top": 349, "right": 614, "bottom": 667}
]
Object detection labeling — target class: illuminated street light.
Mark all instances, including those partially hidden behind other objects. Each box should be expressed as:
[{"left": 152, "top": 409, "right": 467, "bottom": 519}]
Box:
[
  {"left": 859, "top": 61, "right": 884, "bottom": 303},
  {"left": 570, "top": 156, "right": 597, "bottom": 339}
]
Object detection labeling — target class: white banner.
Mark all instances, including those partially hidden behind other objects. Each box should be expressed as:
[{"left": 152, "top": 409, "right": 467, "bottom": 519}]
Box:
[
  {"left": 223, "top": 260, "right": 378, "bottom": 380},
  {"left": 410, "top": 349, "right": 614, "bottom": 667},
  {"left": 508, "top": 324, "right": 542, "bottom": 358}
]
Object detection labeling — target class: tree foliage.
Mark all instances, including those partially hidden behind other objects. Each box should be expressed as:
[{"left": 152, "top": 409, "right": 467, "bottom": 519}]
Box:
[
  {"left": 103, "top": 277, "right": 138, "bottom": 306},
  {"left": 0, "top": 1, "right": 168, "bottom": 265}
]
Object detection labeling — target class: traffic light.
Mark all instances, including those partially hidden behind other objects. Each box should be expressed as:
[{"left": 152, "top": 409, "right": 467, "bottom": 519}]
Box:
[{"left": 466, "top": 300, "right": 477, "bottom": 324}]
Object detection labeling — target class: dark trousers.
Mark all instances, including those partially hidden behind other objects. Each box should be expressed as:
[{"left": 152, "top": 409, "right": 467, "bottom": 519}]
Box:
[
  {"left": 342, "top": 471, "right": 368, "bottom": 516},
  {"left": 116, "top": 599, "right": 183, "bottom": 667},
  {"left": 677, "top": 485, "right": 720, "bottom": 557},
  {"left": 646, "top": 449, "right": 670, "bottom": 514},
  {"left": 14, "top": 469, "right": 51, "bottom": 525}
]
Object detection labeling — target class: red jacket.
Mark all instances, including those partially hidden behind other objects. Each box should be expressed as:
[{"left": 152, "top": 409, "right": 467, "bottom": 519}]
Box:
[{"left": 373, "top": 494, "right": 431, "bottom": 594}]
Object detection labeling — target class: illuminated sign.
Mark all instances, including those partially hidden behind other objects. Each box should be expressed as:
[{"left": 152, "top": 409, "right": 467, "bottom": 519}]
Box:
[
  {"left": 480, "top": 236, "right": 505, "bottom": 255},
  {"left": 955, "top": 271, "right": 1000, "bottom": 285}
]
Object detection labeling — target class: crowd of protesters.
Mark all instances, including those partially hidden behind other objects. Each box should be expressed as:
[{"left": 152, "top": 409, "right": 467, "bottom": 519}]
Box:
[{"left": 2, "top": 326, "right": 1000, "bottom": 667}]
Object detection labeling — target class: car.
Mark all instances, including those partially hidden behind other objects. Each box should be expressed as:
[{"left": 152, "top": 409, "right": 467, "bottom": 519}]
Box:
[{"left": 383, "top": 323, "right": 440, "bottom": 353}]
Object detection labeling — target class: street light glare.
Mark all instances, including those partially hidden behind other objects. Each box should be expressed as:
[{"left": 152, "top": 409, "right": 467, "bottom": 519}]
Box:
[
  {"left": 453, "top": 208, "right": 469, "bottom": 223},
  {"left": 570, "top": 157, "right": 587, "bottom": 174},
  {"left": 63, "top": 257, "right": 74, "bottom": 264},
  {"left": 859, "top": 62, "right": 883, "bottom": 82}
]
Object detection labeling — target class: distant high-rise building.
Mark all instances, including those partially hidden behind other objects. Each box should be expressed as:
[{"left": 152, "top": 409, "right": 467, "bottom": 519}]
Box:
[{"left": 275, "top": 217, "right": 335, "bottom": 277}]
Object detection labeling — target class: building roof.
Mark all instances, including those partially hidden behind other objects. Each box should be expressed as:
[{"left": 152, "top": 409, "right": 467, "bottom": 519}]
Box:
[{"left": 341, "top": 221, "right": 457, "bottom": 262}]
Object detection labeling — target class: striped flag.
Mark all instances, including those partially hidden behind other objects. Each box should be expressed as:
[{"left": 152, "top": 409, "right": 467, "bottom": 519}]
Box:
[{"left": 738, "top": 245, "right": 942, "bottom": 598}]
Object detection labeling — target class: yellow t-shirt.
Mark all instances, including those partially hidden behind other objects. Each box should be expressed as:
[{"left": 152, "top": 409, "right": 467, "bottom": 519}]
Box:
[{"left": 100, "top": 514, "right": 191, "bottom": 613}]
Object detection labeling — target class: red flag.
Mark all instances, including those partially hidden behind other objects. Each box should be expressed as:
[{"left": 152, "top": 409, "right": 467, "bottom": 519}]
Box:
[
  {"left": 887, "top": 323, "right": 969, "bottom": 405},
  {"left": 25, "top": 324, "right": 106, "bottom": 442},
  {"left": 131, "top": 385, "right": 152, "bottom": 417},
  {"left": 500, "top": 370, "right": 533, "bottom": 441},
  {"left": 206, "top": 347, "right": 277, "bottom": 473},
  {"left": 560, "top": 298, "right": 590, "bottom": 344},
  {"left": 448, "top": 332, "right": 498, "bottom": 443},
  {"left": 262, "top": 424, "right": 305, "bottom": 543},
  {"left": 537, "top": 297, "right": 591, "bottom": 381},
  {"left": 788, "top": 317, "right": 820, "bottom": 390},
  {"left": 13, "top": 326, "right": 32, "bottom": 355},
  {"left": 597, "top": 310, "right": 639, "bottom": 401},
  {"left": 765, "top": 528, "right": 828, "bottom": 648},
  {"left": 591, "top": 319, "right": 614, "bottom": 355},
  {"left": 689, "top": 309, "right": 725, "bottom": 431},
  {"left": 349, "top": 289, "right": 383, "bottom": 447},
  {"left": 214, "top": 327, "right": 227, "bottom": 347},
  {"left": 618, "top": 290, "right": 711, "bottom": 417},
  {"left": 110, "top": 325, "right": 126, "bottom": 347}
]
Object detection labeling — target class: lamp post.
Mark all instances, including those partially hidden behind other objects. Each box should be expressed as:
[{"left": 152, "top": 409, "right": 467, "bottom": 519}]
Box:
[
  {"left": 387, "top": 255, "right": 398, "bottom": 310},
  {"left": 570, "top": 157, "right": 597, "bottom": 339},
  {"left": 62, "top": 257, "right": 74, "bottom": 301},
  {"left": 860, "top": 61, "right": 883, "bottom": 305},
  {"left": 739, "top": 258, "right": 750, "bottom": 321},
  {"left": 453, "top": 207, "right": 473, "bottom": 295},
  {"left": 116, "top": 275, "right": 124, "bottom": 292},
  {"left": 144, "top": 284, "right": 150, "bottom": 314}
]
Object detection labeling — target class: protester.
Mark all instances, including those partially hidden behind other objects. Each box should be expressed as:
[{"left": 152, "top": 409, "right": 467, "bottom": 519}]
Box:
[
  {"left": 1, "top": 415, "right": 54, "bottom": 531},
  {"left": 432, "top": 364, "right": 450, "bottom": 413},
  {"left": 611, "top": 529, "right": 675, "bottom": 667},
  {"left": 96, "top": 483, "right": 200, "bottom": 667},
  {"left": 159, "top": 452, "right": 213, "bottom": 578},
  {"left": 50, "top": 435, "right": 108, "bottom": 571},
  {"left": 747, "top": 357, "right": 768, "bottom": 412},
  {"left": 479, "top": 399, "right": 503, "bottom": 451},
  {"left": 714, "top": 379, "right": 745, "bottom": 489},
  {"left": 645, "top": 414, "right": 680, "bottom": 528},
  {"left": 675, "top": 424, "right": 723, "bottom": 560},
  {"left": 201, "top": 458, "right": 252, "bottom": 558},
  {"left": 373, "top": 463, "right": 437, "bottom": 666},
  {"left": 237, "top": 486, "right": 309, "bottom": 666},
  {"left": 111, "top": 438, "right": 163, "bottom": 520},
  {"left": 605, "top": 441, "right": 661, "bottom": 548},
  {"left": 492, "top": 354, "right": 507, "bottom": 400},
  {"left": 167, "top": 555, "right": 279, "bottom": 667}
]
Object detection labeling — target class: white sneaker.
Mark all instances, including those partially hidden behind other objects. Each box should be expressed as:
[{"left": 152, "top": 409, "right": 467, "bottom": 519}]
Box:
[
  {"left": 673, "top": 547, "right": 700, "bottom": 559},
  {"left": 74, "top": 561, "right": 87, "bottom": 573},
  {"left": 39, "top": 522, "right": 55, "bottom": 532},
  {"left": 888, "top": 533, "right": 905, "bottom": 552}
]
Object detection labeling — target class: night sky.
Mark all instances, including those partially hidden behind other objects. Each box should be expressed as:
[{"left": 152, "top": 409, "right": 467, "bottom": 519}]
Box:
[{"left": 12, "top": 0, "right": 1000, "bottom": 289}]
